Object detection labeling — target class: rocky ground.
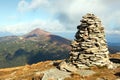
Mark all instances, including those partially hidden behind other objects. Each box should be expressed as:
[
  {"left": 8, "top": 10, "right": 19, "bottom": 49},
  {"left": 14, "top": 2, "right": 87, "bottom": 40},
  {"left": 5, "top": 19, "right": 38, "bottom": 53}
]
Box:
[{"left": 0, "top": 53, "right": 119, "bottom": 80}]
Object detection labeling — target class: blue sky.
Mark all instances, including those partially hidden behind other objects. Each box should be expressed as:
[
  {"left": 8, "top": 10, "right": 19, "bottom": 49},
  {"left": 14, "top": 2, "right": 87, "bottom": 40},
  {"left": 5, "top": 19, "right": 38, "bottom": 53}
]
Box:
[{"left": 0, "top": 0, "right": 120, "bottom": 35}]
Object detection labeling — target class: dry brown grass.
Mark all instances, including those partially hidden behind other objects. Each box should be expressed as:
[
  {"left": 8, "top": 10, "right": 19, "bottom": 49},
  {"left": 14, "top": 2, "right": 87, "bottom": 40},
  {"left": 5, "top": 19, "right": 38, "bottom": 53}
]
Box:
[
  {"left": 109, "top": 53, "right": 120, "bottom": 59},
  {"left": 0, "top": 60, "right": 54, "bottom": 79},
  {"left": 0, "top": 53, "right": 119, "bottom": 80}
]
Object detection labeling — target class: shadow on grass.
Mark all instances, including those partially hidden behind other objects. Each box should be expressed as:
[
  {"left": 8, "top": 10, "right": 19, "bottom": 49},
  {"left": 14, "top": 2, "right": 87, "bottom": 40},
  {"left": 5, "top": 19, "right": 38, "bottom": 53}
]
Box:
[{"left": 109, "top": 58, "right": 120, "bottom": 63}]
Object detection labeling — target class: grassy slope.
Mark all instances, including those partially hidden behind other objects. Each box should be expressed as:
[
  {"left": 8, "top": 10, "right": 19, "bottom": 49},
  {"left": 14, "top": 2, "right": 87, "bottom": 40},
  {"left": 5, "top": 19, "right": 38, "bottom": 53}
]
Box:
[
  {"left": 0, "top": 36, "right": 70, "bottom": 68},
  {"left": 0, "top": 54, "right": 119, "bottom": 80}
]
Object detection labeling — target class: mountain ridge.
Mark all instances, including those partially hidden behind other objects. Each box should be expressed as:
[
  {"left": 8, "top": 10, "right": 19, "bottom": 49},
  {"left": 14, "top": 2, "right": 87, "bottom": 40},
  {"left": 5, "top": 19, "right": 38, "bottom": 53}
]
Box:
[
  {"left": 0, "top": 28, "right": 119, "bottom": 69},
  {"left": 0, "top": 28, "right": 71, "bottom": 68},
  {"left": 25, "top": 28, "right": 51, "bottom": 37}
]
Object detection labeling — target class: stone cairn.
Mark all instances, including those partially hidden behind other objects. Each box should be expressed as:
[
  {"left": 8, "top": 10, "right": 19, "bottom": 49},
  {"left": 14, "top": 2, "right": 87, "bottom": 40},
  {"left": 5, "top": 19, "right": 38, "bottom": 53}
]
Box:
[{"left": 59, "top": 13, "right": 112, "bottom": 71}]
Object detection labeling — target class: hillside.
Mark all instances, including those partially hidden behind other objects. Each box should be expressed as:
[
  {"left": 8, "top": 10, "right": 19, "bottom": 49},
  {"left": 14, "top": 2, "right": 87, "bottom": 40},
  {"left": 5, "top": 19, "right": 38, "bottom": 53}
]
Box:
[
  {"left": 108, "top": 43, "right": 120, "bottom": 53},
  {"left": 0, "top": 53, "right": 119, "bottom": 80},
  {"left": 0, "top": 28, "right": 71, "bottom": 68},
  {"left": 0, "top": 28, "right": 119, "bottom": 69}
]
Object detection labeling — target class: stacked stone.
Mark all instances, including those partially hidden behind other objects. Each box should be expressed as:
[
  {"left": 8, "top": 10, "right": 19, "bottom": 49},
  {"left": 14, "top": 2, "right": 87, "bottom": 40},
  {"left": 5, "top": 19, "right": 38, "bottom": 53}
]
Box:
[{"left": 69, "top": 13, "right": 110, "bottom": 68}]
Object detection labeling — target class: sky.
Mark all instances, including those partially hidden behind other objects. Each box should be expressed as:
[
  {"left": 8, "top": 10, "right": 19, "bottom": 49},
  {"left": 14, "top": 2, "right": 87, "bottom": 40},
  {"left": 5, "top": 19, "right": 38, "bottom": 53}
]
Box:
[{"left": 0, "top": 0, "right": 120, "bottom": 36}]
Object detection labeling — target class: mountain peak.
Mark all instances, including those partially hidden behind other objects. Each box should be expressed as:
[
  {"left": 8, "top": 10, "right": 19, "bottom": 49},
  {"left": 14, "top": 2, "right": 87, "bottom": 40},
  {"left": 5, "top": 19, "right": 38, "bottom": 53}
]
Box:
[{"left": 26, "top": 28, "right": 51, "bottom": 37}]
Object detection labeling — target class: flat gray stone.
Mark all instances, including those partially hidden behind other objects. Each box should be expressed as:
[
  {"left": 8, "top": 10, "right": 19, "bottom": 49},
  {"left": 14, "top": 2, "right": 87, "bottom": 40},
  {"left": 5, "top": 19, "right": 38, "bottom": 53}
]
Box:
[
  {"left": 42, "top": 68, "right": 71, "bottom": 80},
  {"left": 76, "top": 69, "right": 96, "bottom": 77}
]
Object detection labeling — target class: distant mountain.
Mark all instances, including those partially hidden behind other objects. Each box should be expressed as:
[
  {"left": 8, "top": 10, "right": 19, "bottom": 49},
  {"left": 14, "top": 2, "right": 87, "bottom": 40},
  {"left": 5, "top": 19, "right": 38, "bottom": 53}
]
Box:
[
  {"left": 0, "top": 28, "right": 119, "bottom": 68},
  {"left": 108, "top": 42, "right": 120, "bottom": 53},
  {"left": 0, "top": 28, "right": 71, "bottom": 68},
  {"left": 0, "top": 31, "right": 13, "bottom": 37},
  {"left": 25, "top": 28, "right": 50, "bottom": 37},
  {"left": 106, "top": 34, "right": 120, "bottom": 43}
]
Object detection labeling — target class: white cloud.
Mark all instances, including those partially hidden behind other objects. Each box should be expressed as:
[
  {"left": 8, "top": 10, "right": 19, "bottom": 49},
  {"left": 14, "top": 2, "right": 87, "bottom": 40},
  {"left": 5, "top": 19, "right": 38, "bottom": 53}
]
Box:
[
  {"left": 18, "top": 0, "right": 29, "bottom": 13},
  {"left": 16, "top": 0, "right": 120, "bottom": 34},
  {"left": 0, "top": 19, "right": 66, "bottom": 34},
  {"left": 18, "top": 0, "right": 49, "bottom": 13},
  {"left": 106, "top": 30, "right": 120, "bottom": 35},
  {"left": 28, "top": 0, "right": 49, "bottom": 10}
]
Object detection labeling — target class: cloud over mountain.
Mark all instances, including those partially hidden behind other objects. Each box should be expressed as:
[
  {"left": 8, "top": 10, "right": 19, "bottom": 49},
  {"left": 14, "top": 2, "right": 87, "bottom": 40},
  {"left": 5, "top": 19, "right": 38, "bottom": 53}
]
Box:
[{"left": 1, "top": 0, "right": 120, "bottom": 34}]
